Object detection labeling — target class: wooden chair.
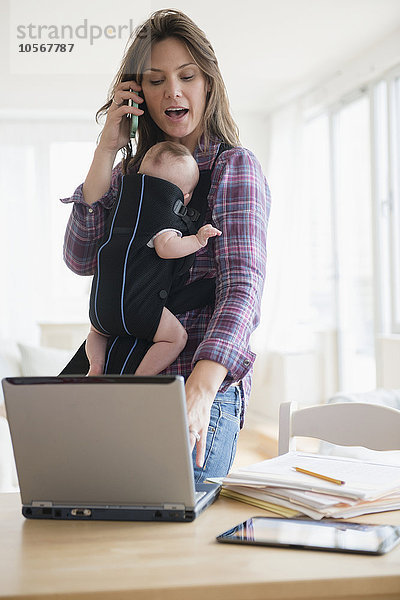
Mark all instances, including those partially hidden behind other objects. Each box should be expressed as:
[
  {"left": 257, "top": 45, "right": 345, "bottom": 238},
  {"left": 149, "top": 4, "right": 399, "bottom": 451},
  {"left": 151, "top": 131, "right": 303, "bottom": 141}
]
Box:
[{"left": 278, "top": 401, "right": 400, "bottom": 455}]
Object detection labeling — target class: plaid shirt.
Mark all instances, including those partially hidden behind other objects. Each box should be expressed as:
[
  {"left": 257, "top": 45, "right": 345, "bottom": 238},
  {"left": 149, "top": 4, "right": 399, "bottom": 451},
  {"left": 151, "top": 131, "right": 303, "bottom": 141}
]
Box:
[{"left": 61, "top": 137, "right": 271, "bottom": 415}]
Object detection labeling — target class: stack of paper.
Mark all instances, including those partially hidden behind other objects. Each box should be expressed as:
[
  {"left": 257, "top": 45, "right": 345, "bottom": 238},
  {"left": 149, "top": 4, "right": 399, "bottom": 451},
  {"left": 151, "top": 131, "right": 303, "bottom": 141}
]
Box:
[{"left": 220, "top": 452, "right": 400, "bottom": 519}]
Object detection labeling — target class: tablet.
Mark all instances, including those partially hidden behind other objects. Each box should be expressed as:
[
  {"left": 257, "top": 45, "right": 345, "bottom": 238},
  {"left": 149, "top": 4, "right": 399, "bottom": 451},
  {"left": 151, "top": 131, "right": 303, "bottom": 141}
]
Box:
[{"left": 216, "top": 517, "right": 400, "bottom": 555}]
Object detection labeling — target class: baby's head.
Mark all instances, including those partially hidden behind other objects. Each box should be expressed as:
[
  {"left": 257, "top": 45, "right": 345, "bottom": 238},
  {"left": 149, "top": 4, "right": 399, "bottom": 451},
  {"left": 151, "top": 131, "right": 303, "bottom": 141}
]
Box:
[{"left": 139, "top": 141, "right": 199, "bottom": 205}]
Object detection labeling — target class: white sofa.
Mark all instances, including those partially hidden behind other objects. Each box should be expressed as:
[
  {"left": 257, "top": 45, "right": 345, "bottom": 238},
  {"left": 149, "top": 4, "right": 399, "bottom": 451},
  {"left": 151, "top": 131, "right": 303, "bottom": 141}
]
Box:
[{"left": 0, "top": 339, "right": 74, "bottom": 492}]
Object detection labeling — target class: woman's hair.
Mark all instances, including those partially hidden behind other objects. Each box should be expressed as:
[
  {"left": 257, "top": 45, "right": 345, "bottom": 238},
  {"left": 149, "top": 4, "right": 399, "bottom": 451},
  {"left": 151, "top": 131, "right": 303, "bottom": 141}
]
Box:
[{"left": 96, "top": 9, "right": 240, "bottom": 173}]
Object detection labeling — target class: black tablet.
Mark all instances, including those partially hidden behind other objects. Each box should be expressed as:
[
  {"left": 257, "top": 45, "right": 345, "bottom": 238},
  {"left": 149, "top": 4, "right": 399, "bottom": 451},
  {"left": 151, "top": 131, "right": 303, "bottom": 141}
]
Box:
[{"left": 216, "top": 517, "right": 400, "bottom": 555}]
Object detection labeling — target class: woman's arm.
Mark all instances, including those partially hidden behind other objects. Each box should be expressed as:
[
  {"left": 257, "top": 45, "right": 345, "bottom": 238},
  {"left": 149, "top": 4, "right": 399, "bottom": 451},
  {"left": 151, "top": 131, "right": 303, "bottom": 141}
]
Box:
[
  {"left": 82, "top": 82, "right": 143, "bottom": 205},
  {"left": 82, "top": 147, "right": 120, "bottom": 207},
  {"left": 185, "top": 360, "right": 228, "bottom": 467},
  {"left": 194, "top": 148, "right": 270, "bottom": 382},
  {"left": 187, "top": 148, "right": 271, "bottom": 464},
  {"left": 61, "top": 162, "right": 122, "bottom": 275},
  {"left": 62, "top": 81, "right": 144, "bottom": 274}
]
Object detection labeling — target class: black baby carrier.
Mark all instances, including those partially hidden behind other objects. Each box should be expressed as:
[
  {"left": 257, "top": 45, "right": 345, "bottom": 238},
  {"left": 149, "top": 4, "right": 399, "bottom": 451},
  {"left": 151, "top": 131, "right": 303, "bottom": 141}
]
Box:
[
  {"left": 61, "top": 143, "right": 232, "bottom": 375},
  {"left": 90, "top": 172, "right": 206, "bottom": 342}
]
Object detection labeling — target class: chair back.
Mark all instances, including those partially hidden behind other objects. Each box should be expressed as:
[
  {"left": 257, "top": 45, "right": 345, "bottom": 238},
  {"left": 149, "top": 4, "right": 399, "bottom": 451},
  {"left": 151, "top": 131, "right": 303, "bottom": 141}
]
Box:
[{"left": 278, "top": 401, "right": 400, "bottom": 455}]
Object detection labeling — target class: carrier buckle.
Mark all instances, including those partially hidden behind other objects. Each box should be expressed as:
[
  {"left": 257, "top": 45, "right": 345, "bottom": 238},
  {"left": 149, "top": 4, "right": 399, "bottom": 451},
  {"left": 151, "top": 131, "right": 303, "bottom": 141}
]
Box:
[
  {"left": 173, "top": 200, "right": 200, "bottom": 222},
  {"left": 173, "top": 200, "right": 187, "bottom": 217}
]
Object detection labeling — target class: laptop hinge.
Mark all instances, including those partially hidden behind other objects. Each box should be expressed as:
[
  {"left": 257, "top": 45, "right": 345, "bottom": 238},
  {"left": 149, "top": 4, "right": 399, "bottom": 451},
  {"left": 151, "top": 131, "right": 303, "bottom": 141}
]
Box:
[
  {"left": 163, "top": 503, "right": 185, "bottom": 511},
  {"left": 32, "top": 501, "right": 53, "bottom": 507}
]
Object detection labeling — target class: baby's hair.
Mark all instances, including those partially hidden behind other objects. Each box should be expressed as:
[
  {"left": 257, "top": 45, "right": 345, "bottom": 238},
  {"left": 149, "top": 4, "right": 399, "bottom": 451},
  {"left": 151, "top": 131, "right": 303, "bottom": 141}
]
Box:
[{"left": 143, "top": 141, "right": 194, "bottom": 167}]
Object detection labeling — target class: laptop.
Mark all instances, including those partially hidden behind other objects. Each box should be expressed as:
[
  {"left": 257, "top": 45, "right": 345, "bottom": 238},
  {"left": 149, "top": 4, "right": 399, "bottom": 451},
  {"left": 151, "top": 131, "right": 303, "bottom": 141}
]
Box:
[{"left": 2, "top": 375, "right": 220, "bottom": 522}]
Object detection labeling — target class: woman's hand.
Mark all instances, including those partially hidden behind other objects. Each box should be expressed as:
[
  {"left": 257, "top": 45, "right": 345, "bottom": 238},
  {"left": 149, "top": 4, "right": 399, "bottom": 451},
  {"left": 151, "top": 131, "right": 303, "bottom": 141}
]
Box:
[
  {"left": 82, "top": 82, "right": 144, "bottom": 205},
  {"left": 185, "top": 360, "right": 228, "bottom": 468},
  {"left": 185, "top": 382, "right": 214, "bottom": 468},
  {"left": 98, "top": 81, "right": 144, "bottom": 155}
]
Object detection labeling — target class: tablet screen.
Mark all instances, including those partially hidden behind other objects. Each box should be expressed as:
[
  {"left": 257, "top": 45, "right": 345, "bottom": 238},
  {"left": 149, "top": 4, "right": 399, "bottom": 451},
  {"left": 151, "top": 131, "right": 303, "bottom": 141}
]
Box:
[{"left": 216, "top": 517, "right": 400, "bottom": 555}]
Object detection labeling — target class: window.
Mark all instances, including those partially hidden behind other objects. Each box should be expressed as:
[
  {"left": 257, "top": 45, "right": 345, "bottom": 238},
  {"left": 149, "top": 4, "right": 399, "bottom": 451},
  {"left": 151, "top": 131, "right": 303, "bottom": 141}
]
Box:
[
  {"left": 299, "top": 66, "right": 400, "bottom": 394},
  {"left": 390, "top": 75, "right": 400, "bottom": 332},
  {"left": 303, "top": 96, "right": 376, "bottom": 393},
  {"left": 0, "top": 145, "right": 37, "bottom": 342},
  {"left": 372, "top": 80, "right": 391, "bottom": 335},
  {"left": 49, "top": 141, "right": 97, "bottom": 315},
  {"left": 0, "top": 119, "right": 99, "bottom": 344},
  {"left": 332, "top": 95, "right": 375, "bottom": 391},
  {"left": 302, "top": 114, "right": 335, "bottom": 332}
]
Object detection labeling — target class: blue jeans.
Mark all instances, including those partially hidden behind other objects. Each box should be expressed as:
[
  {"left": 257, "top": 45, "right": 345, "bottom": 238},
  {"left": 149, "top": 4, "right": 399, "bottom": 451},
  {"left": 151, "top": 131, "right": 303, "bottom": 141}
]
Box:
[{"left": 192, "top": 385, "right": 241, "bottom": 483}]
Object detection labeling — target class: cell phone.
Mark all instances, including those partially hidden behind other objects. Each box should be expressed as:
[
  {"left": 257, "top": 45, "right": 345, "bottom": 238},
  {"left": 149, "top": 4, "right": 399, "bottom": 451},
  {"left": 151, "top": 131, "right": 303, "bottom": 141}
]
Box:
[
  {"left": 128, "top": 90, "right": 139, "bottom": 138},
  {"left": 216, "top": 517, "right": 400, "bottom": 555}
]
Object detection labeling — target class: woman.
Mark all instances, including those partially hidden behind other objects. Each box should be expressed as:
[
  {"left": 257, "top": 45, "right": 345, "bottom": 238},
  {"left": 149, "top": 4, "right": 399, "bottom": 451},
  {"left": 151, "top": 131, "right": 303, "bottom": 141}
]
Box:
[{"left": 62, "top": 9, "right": 271, "bottom": 482}]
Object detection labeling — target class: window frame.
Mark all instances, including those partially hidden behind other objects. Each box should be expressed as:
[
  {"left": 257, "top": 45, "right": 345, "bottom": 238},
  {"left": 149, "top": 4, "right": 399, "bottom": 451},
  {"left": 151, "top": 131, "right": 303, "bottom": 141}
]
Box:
[
  {"left": 387, "top": 67, "right": 400, "bottom": 333},
  {"left": 303, "top": 63, "right": 400, "bottom": 390}
]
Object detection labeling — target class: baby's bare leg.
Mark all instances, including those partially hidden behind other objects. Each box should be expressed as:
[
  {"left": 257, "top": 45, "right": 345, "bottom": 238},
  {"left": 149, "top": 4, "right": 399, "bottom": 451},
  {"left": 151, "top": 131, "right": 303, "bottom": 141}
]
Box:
[
  {"left": 135, "top": 308, "right": 188, "bottom": 375},
  {"left": 86, "top": 326, "right": 109, "bottom": 376}
]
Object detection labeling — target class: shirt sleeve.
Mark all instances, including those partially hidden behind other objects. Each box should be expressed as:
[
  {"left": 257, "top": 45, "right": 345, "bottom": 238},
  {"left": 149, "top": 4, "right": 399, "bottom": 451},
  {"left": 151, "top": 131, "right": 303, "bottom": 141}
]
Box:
[
  {"left": 192, "top": 148, "right": 271, "bottom": 386},
  {"left": 146, "top": 228, "right": 182, "bottom": 248},
  {"left": 60, "top": 162, "right": 123, "bottom": 275}
]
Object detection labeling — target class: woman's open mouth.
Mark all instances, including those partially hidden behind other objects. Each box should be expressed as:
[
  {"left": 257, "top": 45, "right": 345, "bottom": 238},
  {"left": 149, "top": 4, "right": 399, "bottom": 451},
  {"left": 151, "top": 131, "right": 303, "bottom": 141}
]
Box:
[{"left": 164, "top": 107, "right": 189, "bottom": 121}]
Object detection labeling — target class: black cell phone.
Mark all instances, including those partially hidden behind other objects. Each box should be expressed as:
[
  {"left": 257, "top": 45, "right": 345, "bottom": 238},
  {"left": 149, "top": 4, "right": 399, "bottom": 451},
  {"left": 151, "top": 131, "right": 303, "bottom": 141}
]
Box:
[
  {"left": 216, "top": 517, "right": 400, "bottom": 555},
  {"left": 128, "top": 92, "right": 139, "bottom": 138},
  {"left": 120, "top": 75, "right": 141, "bottom": 138}
]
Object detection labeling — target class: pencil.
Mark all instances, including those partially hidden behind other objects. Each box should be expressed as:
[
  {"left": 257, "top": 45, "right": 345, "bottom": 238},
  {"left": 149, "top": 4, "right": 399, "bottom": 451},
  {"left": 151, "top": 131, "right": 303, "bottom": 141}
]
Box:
[{"left": 293, "top": 467, "right": 345, "bottom": 486}]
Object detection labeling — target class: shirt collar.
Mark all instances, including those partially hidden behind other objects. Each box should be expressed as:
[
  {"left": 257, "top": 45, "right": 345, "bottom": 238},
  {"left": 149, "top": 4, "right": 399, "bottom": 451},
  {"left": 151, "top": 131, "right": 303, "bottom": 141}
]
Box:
[{"left": 194, "top": 135, "right": 222, "bottom": 170}]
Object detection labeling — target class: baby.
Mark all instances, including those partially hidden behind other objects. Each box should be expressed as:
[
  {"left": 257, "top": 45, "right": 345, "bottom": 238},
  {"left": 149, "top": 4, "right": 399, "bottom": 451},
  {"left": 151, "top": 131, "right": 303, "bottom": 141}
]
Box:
[{"left": 86, "top": 141, "right": 221, "bottom": 375}]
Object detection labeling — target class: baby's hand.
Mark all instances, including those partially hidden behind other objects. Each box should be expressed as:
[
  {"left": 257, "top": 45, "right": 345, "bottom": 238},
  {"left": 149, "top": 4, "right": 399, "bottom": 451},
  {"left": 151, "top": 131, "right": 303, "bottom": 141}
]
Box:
[{"left": 196, "top": 224, "right": 222, "bottom": 247}]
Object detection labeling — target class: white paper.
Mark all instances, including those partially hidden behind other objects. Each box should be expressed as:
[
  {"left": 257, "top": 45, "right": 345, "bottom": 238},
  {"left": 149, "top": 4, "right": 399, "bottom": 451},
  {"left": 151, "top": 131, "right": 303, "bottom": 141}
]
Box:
[
  {"left": 225, "top": 452, "right": 400, "bottom": 500},
  {"left": 224, "top": 485, "right": 324, "bottom": 520},
  {"left": 258, "top": 487, "right": 357, "bottom": 508}
]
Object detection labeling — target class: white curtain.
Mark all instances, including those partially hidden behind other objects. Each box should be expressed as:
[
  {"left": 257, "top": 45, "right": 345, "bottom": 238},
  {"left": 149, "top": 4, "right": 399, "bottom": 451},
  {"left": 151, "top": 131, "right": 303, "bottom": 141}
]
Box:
[
  {"left": 0, "top": 120, "right": 96, "bottom": 346},
  {"left": 252, "top": 101, "right": 313, "bottom": 355}
]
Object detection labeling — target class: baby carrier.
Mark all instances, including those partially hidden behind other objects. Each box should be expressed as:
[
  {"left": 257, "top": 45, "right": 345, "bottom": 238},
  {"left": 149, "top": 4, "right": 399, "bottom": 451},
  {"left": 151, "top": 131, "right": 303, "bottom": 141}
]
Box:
[
  {"left": 90, "top": 172, "right": 205, "bottom": 342},
  {"left": 61, "top": 143, "right": 232, "bottom": 376}
]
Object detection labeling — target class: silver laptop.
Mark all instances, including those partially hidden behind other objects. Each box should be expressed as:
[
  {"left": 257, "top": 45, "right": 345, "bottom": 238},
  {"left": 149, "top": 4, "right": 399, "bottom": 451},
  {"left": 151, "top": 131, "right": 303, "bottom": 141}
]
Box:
[{"left": 2, "top": 375, "right": 220, "bottom": 522}]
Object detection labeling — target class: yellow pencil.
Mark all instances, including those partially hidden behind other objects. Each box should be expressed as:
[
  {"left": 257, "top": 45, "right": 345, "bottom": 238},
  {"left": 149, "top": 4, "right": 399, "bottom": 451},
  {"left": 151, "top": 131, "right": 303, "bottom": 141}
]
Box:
[{"left": 293, "top": 467, "right": 345, "bottom": 486}]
